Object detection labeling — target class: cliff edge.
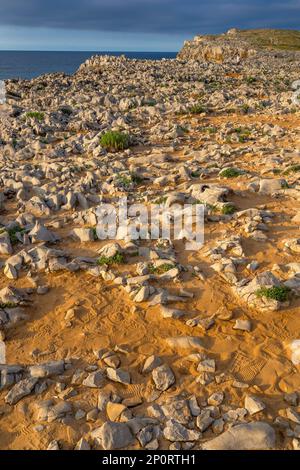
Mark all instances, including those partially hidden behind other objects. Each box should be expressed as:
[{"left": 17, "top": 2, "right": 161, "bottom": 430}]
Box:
[{"left": 177, "top": 28, "right": 300, "bottom": 62}]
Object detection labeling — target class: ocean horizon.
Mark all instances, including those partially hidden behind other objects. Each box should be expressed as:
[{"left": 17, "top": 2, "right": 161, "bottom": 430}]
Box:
[{"left": 0, "top": 50, "right": 177, "bottom": 80}]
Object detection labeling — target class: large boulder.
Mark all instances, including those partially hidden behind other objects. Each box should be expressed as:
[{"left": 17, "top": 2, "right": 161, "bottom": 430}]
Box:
[
  {"left": 202, "top": 422, "right": 276, "bottom": 450},
  {"left": 258, "top": 178, "right": 286, "bottom": 195},
  {"left": 29, "top": 361, "right": 65, "bottom": 378},
  {"left": 191, "top": 184, "right": 229, "bottom": 206},
  {"left": 91, "top": 422, "right": 134, "bottom": 450},
  {"left": 72, "top": 228, "right": 95, "bottom": 242},
  {"left": 28, "top": 221, "right": 58, "bottom": 243},
  {"left": 5, "top": 377, "right": 38, "bottom": 405},
  {"left": 234, "top": 271, "right": 286, "bottom": 311},
  {"left": 152, "top": 364, "right": 175, "bottom": 391},
  {"left": 0, "top": 232, "right": 13, "bottom": 255},
  {"left": 166, "top": 336, "right": 203, "bottom": 351}
]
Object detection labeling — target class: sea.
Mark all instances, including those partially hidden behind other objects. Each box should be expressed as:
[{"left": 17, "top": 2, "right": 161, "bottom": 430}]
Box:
[{"left": 0, "top": 51, "right": 177, "bottom": 80}]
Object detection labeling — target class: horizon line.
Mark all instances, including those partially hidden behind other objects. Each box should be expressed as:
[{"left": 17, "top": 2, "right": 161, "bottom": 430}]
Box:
[{"left": 0, "top": 49, "right": 178, "bottom": 53}]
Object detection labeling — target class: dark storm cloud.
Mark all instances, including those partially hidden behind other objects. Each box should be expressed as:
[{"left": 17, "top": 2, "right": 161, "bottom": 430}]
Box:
[{"left": 0, "top": 0, "right": 299, "bottom": 34}]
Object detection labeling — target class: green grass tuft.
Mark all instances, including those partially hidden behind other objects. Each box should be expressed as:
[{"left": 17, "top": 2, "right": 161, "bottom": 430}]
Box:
[
  {"left": 130, "top": 173, "right": 144, "bottom": 184},
  {"left": 148, "top": 263, "right": 175, "bottom": 274},
  {"left": 283, "top": 165, "right": 300, "bottom": 175},
  {"left": 255, "top": 286, "right": 291, "bottom": 302},
  {"left": 220, "top": 168, "right": 242, "bottom": 178},
  {"left": 221, "top": 204, "right": 236, "bottom": 215},
  {"left": 205, "top": 126, "right": 217, "bottom": 134},
  {"left": 9, "top": 226, "right": 26, "bottom": 244},
  {"left": 193, "top": 200, "right": 217, "bottom": 212},
  {"left": 100, "top": 131, "right": 130, "bottom": 151},
  {"left": 240, "top": 104, "right": 250, "bottom": 114},
  {"left": 188, "top": 103, "right": 207, "bottom": 114},
  {"left": 91, "top": 227, "right": 98, "bottom": 240},
  {"left": 116, "top": 174, "right": 132, "bottom": 188},
  {"left": 154, "top": 196, "right": 168, "bottom": 205},
  {"left": 0, "top": 226, "right": 25, "bottom": 244},
  {"left": 97, "top": 252, "right": 125, "bottom": 266},
  {"left": 0, "top": 302, "right": 17, "bottom": 309},
  {"left": 245, "top": 76, "right": 257, "bottom": 84},
  {"left": 25, "top": 111, "right": 45, "bottom": 122}
]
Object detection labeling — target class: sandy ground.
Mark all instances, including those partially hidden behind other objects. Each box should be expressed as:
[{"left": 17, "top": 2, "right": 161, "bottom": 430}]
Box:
[{"left": 1, "top": 110, "right": 300, "bottom": 450}]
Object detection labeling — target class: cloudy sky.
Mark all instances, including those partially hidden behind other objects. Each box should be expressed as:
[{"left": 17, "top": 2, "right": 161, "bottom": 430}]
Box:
[{"left": 0, "top": 0, "right": 299, "bottom": 51}]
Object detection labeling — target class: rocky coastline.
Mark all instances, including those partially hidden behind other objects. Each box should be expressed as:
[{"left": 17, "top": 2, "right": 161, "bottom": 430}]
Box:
[{"left": 0, "top": 30, "right": 300, "bottom": 450}]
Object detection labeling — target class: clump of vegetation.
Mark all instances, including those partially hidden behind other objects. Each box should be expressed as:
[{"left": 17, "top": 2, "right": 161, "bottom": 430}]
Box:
[
  {"left": 0, "top": 302, "right": 17, "bottom": 309},
  {"left": 193, "top": 200, "right": 217, "bottom": 212},
  {"left": 221, "top": 204, "right": 236, "bottom": 215},
  {"left": 148, "top": 263, "right": 175, "bottom": 274},
  {"left": 25, "top": 111, "right": 45, "bottom": 122},
  {"left": 246, "top": 76, "right": 257, "bottom": 84},
  {"left": 100, "top": 131, "right": 130, "bottom": 151},
  {"left": 179, "top": 125, "right": 189, "bottom": 133},
  {"left": 154, "top": 196, "right": 168, "bottom": 205},
  {"left": 193, "top": 200, "right": 236, "bottom": 215},
  {"left": 207, "top": 80, "right": 221, "bottom": 90},
  {"left": 240, "top": 104, "right": 250, "bottom": 114},
  {"left": 219, "top": 168, "right": 242, "bottom": 178},
  {"left": 143, "top": 99, "right": 156, "bottom": 107},
  {"left": 91, "top": 227, "right": 98, "bottom": 240},
  {"left": 290, "top": 165, "right": 300, "bottom": 173},
  {"left": 115, "top": 172, "right": 143, "bottom": 188},
  {"left": 226, "top": 108, "right": 237, "bottom": 114},
  {"left": 35, "top": 84, "right": 46, "bottom": 92},
  {"left": 233, "top": 127, "right": 251, "bottom": 143},
  {"left": 130, "top": 173, "right": 143, "bottom": 184},
  {"left": 188, "top": 103, "right": 207, "bottom": 114},
  {"left": 283, "top": 164, "right": 300, "bottom": 175},
  {"left": 0, "top": 226, "right": 25, "bottom": 244},
  {"left": 9, "top": 226, "right": 26, "bottom": 244},
  {"left": 116, "top": 174, "right": 132, "bottom": 188},
  {"left": 60, "top": 106, "right": 73, "bottom": 116},
  {"left": 97, "top": 252, "right": 125, "bottom": 266},
  {"left": 255, "top": 285, "right": 291, "bottom": 302},
  {"left": 204, "top": 126, "right": 217, "bottom": 134}
]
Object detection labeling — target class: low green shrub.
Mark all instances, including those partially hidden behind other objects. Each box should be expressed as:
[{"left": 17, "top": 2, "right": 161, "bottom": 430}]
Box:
[
  {"left": 219, "top": 168, "right": 242, "bottom": 178},
  {"left": 25, "top": 111, "right": 45, "bottom": 122},
  {"left": 100, "top": 131, "right": 130, "bottom": 151},
  {"left": 148, "top": 263, "right": 175, "bottom": 274},
  {"left": 188, "top": 103, "right": 207, "bottom": 114},
  {"left": 255, "top": 286, "right": 291, "bottom": 302},
  {"left": 97, "top": 252, "right": 125, "bottom": 266},
  {"left": 221, "top": 204, "right": 236, "bottom": 215}
]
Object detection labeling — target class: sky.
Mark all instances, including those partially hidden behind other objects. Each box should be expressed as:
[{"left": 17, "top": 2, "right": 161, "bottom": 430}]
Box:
[{"left": 0, "top": 0, "right": 299, "bottom": 51}]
